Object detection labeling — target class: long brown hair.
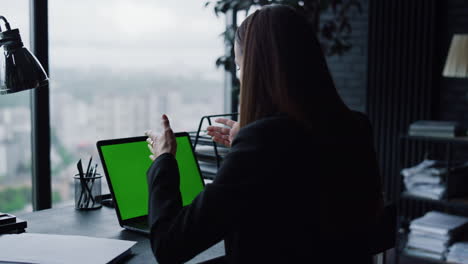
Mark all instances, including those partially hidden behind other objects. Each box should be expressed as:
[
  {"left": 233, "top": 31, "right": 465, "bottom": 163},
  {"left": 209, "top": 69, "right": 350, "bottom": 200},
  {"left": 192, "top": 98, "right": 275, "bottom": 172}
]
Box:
[{"left": 236, "top": 5, "right": 351, "bottom": 128}]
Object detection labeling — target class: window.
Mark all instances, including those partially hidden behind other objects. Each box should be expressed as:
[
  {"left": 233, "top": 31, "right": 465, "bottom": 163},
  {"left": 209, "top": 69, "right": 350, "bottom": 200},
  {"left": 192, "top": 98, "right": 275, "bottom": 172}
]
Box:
[
  {"left": 0, "top": 1, "right": 33, "bottom": 213},
  {"left": 49, "top": 0, "right": 225, "bottom": 206}
]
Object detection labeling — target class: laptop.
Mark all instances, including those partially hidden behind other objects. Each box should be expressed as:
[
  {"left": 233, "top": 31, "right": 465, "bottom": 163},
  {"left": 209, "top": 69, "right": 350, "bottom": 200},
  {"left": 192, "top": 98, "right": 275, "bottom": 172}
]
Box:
[{"left": 96, "top": 132, "right": 205, "bottom": 235}]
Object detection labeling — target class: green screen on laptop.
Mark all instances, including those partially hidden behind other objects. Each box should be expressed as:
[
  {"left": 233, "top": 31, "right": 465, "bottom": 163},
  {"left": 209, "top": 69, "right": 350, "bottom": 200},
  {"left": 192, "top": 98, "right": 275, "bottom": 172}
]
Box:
[{"left": 99, "top": 135, "right": 205, "bottom": 221}]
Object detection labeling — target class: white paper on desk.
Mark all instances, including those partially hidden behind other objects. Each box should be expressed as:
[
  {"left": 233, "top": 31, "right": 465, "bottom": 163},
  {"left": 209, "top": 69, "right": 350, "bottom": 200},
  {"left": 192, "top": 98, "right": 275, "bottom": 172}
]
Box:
[{"left": 0, "top": 233, "right": 136, "bottom": 264}]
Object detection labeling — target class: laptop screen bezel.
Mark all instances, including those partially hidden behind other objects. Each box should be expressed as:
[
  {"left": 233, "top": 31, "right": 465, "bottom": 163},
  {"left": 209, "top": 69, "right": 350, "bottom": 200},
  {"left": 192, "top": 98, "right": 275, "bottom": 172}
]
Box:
[{"left": 96, "top": 132, "right": 206, "bottom": 228}]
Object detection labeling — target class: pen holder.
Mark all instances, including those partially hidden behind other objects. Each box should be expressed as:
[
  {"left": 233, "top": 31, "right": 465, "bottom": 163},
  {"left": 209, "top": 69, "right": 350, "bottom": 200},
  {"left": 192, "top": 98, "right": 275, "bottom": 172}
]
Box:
[{"left": 74, "top": 174, "right": 102, "bottom": 210}]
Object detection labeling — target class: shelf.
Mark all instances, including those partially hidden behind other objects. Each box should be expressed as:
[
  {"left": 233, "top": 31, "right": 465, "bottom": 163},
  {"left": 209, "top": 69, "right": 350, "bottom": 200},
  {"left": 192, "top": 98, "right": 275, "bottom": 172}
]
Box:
[
  {"left": 189, "top": 135, "right": 214, "bottom": 146},
  {"left": 397, "top": 231, "right": 464, "bottom": 264},
  {"left": 401, "top": 135, "right": 468, "bottom": 144},
  {"left": 195, "top": 145, "right": 229, "bottom": 155},
  {"left": 397, "top": 232, "right": 453, "bottom": 264},
  {"left": 401, "top": 191, "right": 468, "bottom": 208},
  {"left": 397, "top": 132, "right": 468, "bottom": 263},
  {"left": 198, "top": 160, "right": 218, "bottom": 180},
  {"left": 190, "top": 113, "right": 238, "bottom": 181},
  {"left": 401, "top": 250, "right": 451, "bottom": 264},
  {"left": 195, "top": 153, "right": 224, "bottom": 163}
]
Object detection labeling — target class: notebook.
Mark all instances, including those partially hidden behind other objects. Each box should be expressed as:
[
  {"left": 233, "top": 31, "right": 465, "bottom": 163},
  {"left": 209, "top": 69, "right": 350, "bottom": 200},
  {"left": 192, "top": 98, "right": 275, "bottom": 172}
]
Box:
[{"left": 0, "top": 233, "right": 136, "bottom": 264}]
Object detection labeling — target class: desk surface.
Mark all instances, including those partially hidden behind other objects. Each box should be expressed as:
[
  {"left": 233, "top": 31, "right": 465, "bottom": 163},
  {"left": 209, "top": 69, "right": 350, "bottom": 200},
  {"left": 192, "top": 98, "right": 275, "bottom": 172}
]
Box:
[{"left": 17, "top": 205, "right": 225, "bottom": 264}]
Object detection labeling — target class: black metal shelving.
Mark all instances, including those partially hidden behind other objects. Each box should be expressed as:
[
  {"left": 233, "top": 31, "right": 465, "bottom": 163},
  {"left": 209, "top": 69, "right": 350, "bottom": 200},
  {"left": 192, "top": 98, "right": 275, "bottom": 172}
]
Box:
[
  {"left": 401, "top": 191, "right": 468, "bottom": 210},
  {"left": 396, "top": 135, "right": 468, "bottom": 264},
  {"left": 190, "top": 113, "right": 238, "bottom": 181},
  {"left": 402, "top": 250, "right": 452, "bottom": 264},
  {"left": 400, "top": 135, "right": 468, "bottom": 145}
]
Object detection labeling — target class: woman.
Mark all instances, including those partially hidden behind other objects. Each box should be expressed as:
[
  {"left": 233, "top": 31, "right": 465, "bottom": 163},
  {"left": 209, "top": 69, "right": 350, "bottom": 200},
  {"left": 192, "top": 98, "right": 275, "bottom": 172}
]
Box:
[{"left": 145, "top": 4, "right": 383, "bottom": 264}]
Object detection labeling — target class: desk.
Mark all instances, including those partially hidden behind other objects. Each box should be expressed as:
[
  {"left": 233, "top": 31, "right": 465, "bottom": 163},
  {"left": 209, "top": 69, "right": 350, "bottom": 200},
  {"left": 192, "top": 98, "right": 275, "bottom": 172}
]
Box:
[{"left": 16, "top": 205, "right": 225, "bottom": 264}]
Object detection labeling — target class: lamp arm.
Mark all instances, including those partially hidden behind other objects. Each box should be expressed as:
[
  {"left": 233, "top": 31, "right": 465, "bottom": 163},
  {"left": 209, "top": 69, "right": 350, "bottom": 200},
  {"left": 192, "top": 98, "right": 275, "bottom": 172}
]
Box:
[
  {"left": 0, "top": 16, "right": 12, "bottom": 32},
  {"left": 0, "top": 16, "right": 14, "bottom": 48}
]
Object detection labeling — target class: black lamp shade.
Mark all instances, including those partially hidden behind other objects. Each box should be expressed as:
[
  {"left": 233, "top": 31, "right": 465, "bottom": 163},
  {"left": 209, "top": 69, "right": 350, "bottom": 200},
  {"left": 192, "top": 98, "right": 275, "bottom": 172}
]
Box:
[{"left": 0, "top": 28, "right": 48, "bottom": 95}]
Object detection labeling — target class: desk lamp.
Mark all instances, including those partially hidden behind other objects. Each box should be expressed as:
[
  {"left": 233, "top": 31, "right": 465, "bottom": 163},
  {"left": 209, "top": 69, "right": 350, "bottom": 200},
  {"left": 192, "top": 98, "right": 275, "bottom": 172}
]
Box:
[
  {"left": 443, "top": 34, "right": 468, "bottom": 136},
  {"left": 0, "top": 15, "right": 48, "bottom": 94},
  {"left": 443, "top": 34, "right": 468, "bottom": 78},
  {"left": 0, "top": 15, "right": 48, "bottom": 234}
]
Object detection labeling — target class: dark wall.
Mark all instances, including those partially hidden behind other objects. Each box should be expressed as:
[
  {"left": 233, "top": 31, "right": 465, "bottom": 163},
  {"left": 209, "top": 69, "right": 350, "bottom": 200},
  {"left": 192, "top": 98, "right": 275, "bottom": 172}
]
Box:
[
  {"left": 334, "top": 0, "right": 468, "bottom": 139},
  {"left": 318, "top": 0, "right": 468, "bottom": 204},
  {"left": 437, "top": 0, "right": 468, "bottom": 125},
  {"left": 364, "top": 0, "right": 468, "bottom": 205},
  {"left": 367, "top": 0, "right": 438, "bottom": 202},
  {"left": 325, "top": 0, "right": 368, "bottom": 113}
]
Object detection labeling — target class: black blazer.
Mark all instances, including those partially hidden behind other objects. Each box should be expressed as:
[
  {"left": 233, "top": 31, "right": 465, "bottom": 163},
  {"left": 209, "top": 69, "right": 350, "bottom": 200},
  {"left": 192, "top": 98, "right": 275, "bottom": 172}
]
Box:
[{"left": 147, "top": 112, "right": 383, "bottom": 264}]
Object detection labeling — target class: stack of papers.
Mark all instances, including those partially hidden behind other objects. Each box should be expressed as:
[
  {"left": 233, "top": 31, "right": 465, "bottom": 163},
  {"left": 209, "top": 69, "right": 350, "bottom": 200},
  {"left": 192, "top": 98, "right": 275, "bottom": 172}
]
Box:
[
  {"left": 0, "top": 233, "right": 136, "bottom": 264},
  {"left": 408, "top": 120, "right": 464, "bottom": 138},
  {"left": 447, "top": 242, "right": 468, "bottom": 264},
  {"left": 406, "top": 231, "right": 450, "bottom": 260},
  {"left": 401, "top": 160, "right": 446, "bottom": 200},
  {"left": 405, "top": 211, "right": 468, "bottom": 261},
  {"left": 198, "top": 160, "right": 218, "bottom": 179}
]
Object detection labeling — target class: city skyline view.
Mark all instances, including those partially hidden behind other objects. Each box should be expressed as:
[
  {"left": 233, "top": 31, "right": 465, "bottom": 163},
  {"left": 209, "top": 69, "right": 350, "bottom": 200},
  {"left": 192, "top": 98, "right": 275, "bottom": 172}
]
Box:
[{"left": 0, "top": 0, "right": 226, "bottom": 212}]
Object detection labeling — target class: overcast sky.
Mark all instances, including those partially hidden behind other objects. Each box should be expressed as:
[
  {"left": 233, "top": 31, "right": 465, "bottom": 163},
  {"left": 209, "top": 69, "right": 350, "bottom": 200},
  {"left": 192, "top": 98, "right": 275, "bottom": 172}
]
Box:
[{"left": 2, "top": 0, "right": 225, "bottom": 80}]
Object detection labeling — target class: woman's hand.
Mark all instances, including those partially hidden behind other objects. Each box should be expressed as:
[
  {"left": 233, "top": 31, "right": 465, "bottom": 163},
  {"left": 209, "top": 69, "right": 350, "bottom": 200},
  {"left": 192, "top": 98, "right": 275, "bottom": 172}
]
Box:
[
  {"left": 206, "top": 118, "right": 240, "bottom": 147},
  {"left": 145, "top": 114, "right": 177, "bottom": 161}
]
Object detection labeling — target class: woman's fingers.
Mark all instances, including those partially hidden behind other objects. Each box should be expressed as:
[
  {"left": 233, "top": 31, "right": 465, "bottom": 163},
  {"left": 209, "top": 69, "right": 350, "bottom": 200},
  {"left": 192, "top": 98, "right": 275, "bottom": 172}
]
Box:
[
  {"left": 207, "top": 119, "right": 237, "bottom": 144},
  {"left": 161, "top": 114, "right": 175, "bottom": 139},
  {"left": 212, "top": 136, "right": 231, "bottom": 147},
  {"left": 145, "top": 130, "right": 155, "bottom": 137},
  {"left": 147, "top": 144, "right": 155, "bottom": 154},
  {"left": 208, "top": 131, "right": 231, "bottom": 147},
  {"left": 145, "top": 130, "right": 157, "bottom": 142},
  {"left": 207, "top": 126, "right": 230, "bottom": 135},
  {"left": 214, "top": 118, "right": 237, "bottom": 128},
  {"left": 159, "top": 114, "right": 177, "bottom": 156},
  {"left": 144, "top": 115, "right": 177, "bottom": 159},
  {"left": 161, "top": 114, "right": 171, "bottom": 129},
  {"left": 207, "top": 130, "right": 229, "bottom": 139},
  {"left": 146, "top": 137, "right": 153, "bottom": 145}
]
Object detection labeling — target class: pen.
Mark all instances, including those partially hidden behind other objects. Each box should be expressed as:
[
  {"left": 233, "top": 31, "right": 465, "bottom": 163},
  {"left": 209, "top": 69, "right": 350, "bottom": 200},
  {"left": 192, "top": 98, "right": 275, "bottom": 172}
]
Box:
[
  {"left": 85, "top": 156, "right": 93, "bottom": 178},
  {"left": 88, "top": 164, "right": 99, "bottom": 207},
  {"left": 85, "top": 157, "right": 96, "bottom": 204},
  {"left": 92, "top": 164, "right": 98, "bottom": 178},
  {"left": 83, "top": 156, "right": 93, "bottom": 206},
  {"left": 77, "top": 159, "right": 86, "bottom": 208},
  {"left": 77, "top": 158, "right": 96, "bottom": 208}
]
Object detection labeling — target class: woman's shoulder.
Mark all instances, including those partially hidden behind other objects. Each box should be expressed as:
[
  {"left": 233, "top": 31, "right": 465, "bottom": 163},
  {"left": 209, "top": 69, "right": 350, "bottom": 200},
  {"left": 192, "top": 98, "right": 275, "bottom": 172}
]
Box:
[{"left": 231, "top": 111, "right": 374, "bottom": 147}]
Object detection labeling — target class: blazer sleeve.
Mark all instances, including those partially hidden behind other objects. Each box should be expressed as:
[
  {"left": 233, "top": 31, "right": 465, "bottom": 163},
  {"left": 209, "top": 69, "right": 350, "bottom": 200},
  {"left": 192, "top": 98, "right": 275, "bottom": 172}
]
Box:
[{"left": 147, "top": 131, "right": 262, "bottom": 264}]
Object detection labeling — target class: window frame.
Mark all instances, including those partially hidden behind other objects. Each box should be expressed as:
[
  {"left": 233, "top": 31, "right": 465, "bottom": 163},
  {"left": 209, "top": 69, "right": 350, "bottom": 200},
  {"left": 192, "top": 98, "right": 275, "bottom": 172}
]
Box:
[
  {"left": 30, "top": 0, "right": 51, "bottom": 211},
  {"left": 28, "top": 0, "right": 230, "bottom": 210}
]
